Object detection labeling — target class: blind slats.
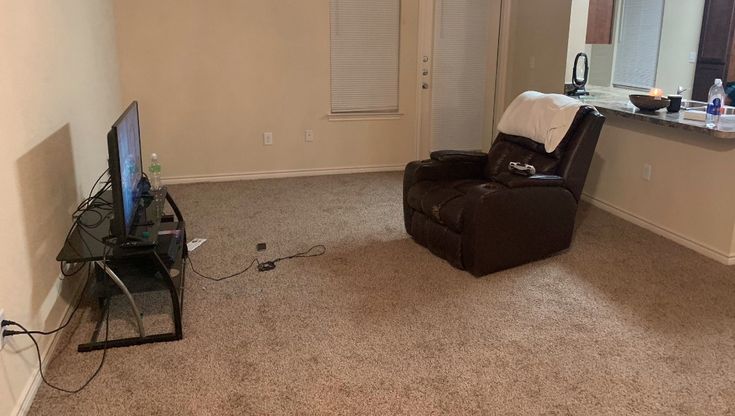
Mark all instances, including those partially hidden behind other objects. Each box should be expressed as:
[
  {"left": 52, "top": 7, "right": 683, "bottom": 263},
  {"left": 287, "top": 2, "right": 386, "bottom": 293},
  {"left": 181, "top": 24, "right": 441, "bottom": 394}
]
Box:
[
  {"left": 330, "top": 0, "right": 400, "bottom": 113},
  {"left": 613, "top": 0, "right": 664, "bottom": 89}
]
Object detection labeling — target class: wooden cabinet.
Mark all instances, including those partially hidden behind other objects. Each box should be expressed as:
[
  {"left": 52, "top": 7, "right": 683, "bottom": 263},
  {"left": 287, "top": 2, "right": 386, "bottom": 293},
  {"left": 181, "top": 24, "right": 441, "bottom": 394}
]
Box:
[
  {"left": 586, "top": 0, "right": 615, "bottom": 44},
  {"left": 692, "top": 0, "right": 735, "bottom": 100}
]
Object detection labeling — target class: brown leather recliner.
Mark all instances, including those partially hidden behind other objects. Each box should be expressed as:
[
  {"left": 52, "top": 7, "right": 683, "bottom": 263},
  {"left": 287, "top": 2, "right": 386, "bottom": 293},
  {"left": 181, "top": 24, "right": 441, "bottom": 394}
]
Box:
[{"left": 403, "top": 106, "right": 605, "bottom": 276}]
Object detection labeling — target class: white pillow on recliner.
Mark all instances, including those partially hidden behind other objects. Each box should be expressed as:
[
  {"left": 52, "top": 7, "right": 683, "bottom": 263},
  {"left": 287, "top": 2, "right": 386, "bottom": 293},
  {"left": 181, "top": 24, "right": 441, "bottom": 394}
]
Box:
[{"left": 497, "top": 91, "right": 587, "bottom": 153}]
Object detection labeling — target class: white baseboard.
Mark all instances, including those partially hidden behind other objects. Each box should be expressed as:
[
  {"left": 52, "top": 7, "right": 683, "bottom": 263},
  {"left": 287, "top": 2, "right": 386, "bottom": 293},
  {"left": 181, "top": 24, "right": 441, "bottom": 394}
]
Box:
[
  {"left": 162, "top": 164, "right": 405, "bottom": 185},
  {"left": 12, "top": 278, "right": 87, "bottom": 416},
  {"left": 582, "top": 193, "right": 735, "bottom": 266}
]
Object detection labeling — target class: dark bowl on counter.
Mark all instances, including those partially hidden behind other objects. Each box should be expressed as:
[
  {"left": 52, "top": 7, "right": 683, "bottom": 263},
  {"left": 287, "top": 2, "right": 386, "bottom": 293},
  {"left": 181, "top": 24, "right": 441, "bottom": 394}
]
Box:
[{"left": 629, "top": 94, "right": 671, "bottom": 112}]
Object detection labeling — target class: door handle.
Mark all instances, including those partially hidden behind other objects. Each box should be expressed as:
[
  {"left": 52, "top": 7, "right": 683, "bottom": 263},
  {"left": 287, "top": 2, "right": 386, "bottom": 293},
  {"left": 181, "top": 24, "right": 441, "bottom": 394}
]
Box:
[{"left": 422, "top": 82, "right": 430, "bottom": 90}]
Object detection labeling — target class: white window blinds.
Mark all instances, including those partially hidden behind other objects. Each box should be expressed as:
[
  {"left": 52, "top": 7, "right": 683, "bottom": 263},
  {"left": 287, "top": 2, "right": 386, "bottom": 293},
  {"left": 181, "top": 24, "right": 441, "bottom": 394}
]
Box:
[
  {"left": 330, "top": 0, "right": 400, "bottom": 113},
  {"left": 613, "top": 0, "right": 664, "bottom": 90}
]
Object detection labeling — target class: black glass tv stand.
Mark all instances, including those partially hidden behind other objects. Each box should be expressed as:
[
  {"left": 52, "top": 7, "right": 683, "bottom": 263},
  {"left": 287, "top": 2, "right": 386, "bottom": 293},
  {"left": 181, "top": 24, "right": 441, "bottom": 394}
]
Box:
[{"left": 56, "top": 187, "right": 187, "bottom": 352}]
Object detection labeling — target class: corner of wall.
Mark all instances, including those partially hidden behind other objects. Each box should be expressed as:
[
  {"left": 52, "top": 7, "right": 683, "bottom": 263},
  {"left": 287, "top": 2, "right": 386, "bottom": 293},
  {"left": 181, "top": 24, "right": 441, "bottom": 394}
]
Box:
[{"left": 0, "top": 1, "right": 123, "bottom": 414}]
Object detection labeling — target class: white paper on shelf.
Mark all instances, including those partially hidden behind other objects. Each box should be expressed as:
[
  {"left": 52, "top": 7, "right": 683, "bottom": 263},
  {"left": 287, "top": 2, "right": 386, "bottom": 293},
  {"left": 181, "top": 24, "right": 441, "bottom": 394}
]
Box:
[{"left": 187, "top": 238, "right": 207, "bottom": 252}]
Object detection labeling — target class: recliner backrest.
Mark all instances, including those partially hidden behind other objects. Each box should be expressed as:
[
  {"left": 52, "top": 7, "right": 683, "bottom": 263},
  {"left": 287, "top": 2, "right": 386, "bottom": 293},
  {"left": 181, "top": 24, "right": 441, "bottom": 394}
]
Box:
[
  {"left": 484, "top": 133, "right": 564, "bottom": 178},
  {"left": 555, "top": 107, "right": 605, "bottom": 200},
  {"left": 485, "top": 106, "right": 605, "bottom": 201}
]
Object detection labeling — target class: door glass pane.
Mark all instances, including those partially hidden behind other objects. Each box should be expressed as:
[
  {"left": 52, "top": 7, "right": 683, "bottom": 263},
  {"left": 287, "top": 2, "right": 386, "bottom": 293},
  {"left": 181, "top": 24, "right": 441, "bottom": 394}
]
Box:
[{"left": 431, "top": 0, "right": 492, "bottom": 150}]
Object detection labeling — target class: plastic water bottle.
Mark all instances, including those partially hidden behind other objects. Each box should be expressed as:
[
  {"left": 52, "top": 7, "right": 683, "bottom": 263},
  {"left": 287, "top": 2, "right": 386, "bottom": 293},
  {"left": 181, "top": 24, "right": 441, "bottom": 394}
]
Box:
[
  {"left": 149, "top": 153, "right": 162, "bottom": 190},
  {"left": 706, "top": 78, "right": 725, "bottom": 128}
]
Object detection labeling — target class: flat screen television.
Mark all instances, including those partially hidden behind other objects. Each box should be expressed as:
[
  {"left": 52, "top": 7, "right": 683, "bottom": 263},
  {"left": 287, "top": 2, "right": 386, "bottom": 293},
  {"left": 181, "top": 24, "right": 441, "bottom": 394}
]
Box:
[{"left": 107, "top": 101, "right": 144, "bottom": 242}]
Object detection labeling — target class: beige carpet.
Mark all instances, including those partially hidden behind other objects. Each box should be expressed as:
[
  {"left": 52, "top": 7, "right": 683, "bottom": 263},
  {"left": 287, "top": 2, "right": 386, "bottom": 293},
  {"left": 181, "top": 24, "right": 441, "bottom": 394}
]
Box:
[{"left": 29, "top": 172, "right": 735, "bottom": 415}]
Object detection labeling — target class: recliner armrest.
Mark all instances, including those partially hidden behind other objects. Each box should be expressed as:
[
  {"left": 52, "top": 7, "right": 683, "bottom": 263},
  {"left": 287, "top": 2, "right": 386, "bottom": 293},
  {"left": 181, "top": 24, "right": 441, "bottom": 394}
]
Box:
[
  {"left": 405, "top": 157, "right": 485, "bottom": 185},
  {"left": 403, "top": 156, "right": 487, "bottom": 232},
  {"left": 430, "top": 150, "right": 487, "bottom": 164},
  {"left": 493, "top": 172, "right": 565, "bottom": 188}
]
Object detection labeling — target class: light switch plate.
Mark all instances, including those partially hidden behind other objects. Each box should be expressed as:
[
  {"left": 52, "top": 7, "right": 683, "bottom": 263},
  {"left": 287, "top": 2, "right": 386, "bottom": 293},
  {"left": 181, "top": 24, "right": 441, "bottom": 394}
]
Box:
[
  {"left": 642, "top": 164, "right": 652, "bottom": 181},
  {"left": 263, "top": 132, "right": 273, "bottom": 145}
]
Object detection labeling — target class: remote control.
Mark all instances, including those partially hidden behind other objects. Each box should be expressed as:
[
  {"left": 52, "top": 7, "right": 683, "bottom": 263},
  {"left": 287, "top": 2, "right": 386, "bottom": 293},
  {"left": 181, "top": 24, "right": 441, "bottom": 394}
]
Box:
[{"left": 509, "top": 162, "right": 537, "bottom": 176}]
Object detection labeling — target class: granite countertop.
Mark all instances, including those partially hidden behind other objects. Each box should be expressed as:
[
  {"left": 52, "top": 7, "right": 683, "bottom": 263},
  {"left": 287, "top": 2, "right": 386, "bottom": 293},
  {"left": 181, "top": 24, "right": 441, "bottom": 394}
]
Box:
[{"left": 578, "top": 88, "right": 735, "bottom": 140}]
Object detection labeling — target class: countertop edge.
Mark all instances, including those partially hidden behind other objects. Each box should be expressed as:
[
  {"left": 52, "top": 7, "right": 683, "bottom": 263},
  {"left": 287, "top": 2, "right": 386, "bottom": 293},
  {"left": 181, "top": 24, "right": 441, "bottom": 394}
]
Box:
[{"left": 590, "top": 103, "right": 735, "bottom": 140}]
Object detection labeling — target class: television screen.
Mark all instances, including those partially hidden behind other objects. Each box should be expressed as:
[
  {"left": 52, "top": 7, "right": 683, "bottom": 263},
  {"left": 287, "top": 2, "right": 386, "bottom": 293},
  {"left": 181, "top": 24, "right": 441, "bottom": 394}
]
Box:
[{"left": 107, "top": 101, "right": 143, "bottom": 240}]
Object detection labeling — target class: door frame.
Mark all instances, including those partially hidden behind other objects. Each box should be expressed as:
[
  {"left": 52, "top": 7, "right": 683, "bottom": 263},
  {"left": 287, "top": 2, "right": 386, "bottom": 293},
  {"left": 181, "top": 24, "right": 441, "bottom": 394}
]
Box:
[
  {"left": 414, "top": 0, "right": 435, "bottom": 159},
  {"left": 413, "top": 0, "right": 511, "bottom": 159}
]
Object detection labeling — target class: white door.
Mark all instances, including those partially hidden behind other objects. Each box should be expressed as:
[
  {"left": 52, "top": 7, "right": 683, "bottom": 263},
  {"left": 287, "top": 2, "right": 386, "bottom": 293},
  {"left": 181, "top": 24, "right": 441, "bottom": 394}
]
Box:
[{"left": 417, "top": 0, "right": 502, "bottom": 156}]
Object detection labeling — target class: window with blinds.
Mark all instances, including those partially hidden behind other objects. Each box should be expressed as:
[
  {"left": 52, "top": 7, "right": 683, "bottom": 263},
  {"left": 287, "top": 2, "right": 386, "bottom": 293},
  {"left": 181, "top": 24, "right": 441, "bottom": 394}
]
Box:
[
  {"left": 612, "top": 0, "right": 665, "bottom": 90},
  {"left": 329, "top": 0, "right": 400, "bottom": 113}
]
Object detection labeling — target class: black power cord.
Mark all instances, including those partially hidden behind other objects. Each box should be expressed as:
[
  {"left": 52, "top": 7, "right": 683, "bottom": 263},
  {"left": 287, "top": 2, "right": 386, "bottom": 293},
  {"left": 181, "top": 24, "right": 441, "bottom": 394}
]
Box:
[
  {"left": 24, "top": 265, "right": 93, "bottom": 337},
  {"left": 187, "top": 257, "right": 259, "bottom": 282},
  {"left": 60, "top": 168, "right": 112, "bottom": 276},
  {"left": 3, "top": 244, "right": 114, "bottom": 394},
  {"left": 49, "top": 168, "right": 115, "bottom": 336},
  {"left": 188, "top": 244, "right": 326, "bottom": 282},
  {"left": 3, "top": 306, "right": 110, "bottom": 394},
  {"left": 257, "top": 244, "right": 326, "bottom": 271},
  {"left": 0, "top": 168, "right": 116, "bottom": 394}
]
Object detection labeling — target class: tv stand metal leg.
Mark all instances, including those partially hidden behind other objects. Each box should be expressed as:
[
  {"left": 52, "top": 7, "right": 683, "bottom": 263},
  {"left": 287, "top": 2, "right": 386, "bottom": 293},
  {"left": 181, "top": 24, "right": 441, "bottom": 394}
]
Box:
[{"left": 95, "top": 260, "right": 145, "bottom": 337}]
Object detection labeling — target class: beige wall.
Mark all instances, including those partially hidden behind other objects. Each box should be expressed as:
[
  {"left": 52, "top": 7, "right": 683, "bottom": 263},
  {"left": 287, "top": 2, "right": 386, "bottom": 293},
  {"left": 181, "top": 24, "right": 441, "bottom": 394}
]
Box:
[
  {"left": 505, "top": 0, "right": 572, "bottom": 105},
  {"left": 0, "top": 2, "right": 121, "bottom": 414},
  {"left": 114, "top": 0, "right": 420, "bottom": 182},
  {"left": 584, "top": 117, "right": 735, "bottom": 261}
]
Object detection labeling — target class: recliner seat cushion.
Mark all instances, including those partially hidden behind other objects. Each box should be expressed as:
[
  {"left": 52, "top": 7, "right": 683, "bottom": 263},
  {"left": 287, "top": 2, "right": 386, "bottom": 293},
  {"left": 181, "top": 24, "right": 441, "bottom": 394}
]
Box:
[{"left": 407, "top": 179, "right": 501, "bottom": 232}]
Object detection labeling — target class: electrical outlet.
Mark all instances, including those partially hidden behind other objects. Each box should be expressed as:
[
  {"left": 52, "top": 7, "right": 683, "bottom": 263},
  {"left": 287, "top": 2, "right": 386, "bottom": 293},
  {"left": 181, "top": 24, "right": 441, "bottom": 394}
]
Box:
[
  {"left": 529, "top": 56, "right": 536, "bottom": 69},
  {"left": 1, "top": 309, "right": 6, "bottom": 351},
  {"left": 642, "top": 163, "right": 652, "bottom": 181},
  {"left": 263, "top": 132, "right": 273, "bottom": 146},
  {"left": 305, "top": 129, "right": 314, "bottom": 142},
  {"left": 688, "top": 51, "right": 697, "bottom": 64}
]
